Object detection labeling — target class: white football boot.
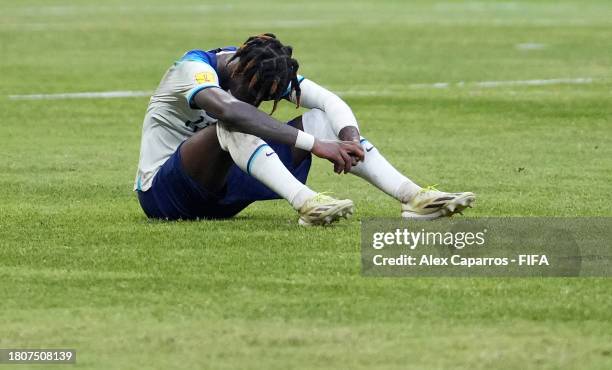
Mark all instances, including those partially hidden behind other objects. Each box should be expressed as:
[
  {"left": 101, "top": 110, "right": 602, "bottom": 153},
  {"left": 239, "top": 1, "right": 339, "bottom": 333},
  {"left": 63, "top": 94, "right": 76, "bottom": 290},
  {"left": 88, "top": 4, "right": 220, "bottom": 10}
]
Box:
[
  {"left": 298, "top": 193, "right": 354, "bottom": 226},
  {"left": 401, "top": 186, "right": 475, "bottom": 220}
]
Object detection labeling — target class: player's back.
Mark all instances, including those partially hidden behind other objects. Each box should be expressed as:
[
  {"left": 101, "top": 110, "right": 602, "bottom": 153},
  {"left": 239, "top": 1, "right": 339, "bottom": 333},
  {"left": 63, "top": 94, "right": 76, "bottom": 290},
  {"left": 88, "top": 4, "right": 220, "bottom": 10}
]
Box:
[{"left": 134, "top": 47, "right": 235, "bottom": 192}]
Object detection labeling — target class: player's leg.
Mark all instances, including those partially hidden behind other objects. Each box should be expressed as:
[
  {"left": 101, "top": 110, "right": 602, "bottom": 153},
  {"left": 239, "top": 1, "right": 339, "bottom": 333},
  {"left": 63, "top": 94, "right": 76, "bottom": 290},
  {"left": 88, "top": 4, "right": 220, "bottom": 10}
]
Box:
[
  {"left": 285, "top": 116, "right": 312, "bottom": 168},
  {"left": 300, "top": 109, "right": 421, "bottom": 200},
  {"left": 219, "top": 117, "right": 312, "bottom": 206},
  {"left": 180, "top": 122, "right": 353, "bottom": 225},
  {"left": 179, "top": 124, "right": 234, "bottom": 194},
  {"left": 138, "top": 124, "right": 245, "bottom": 220},
  {"left": 300, "top": 109, "right": 475, "bottom": 219}
]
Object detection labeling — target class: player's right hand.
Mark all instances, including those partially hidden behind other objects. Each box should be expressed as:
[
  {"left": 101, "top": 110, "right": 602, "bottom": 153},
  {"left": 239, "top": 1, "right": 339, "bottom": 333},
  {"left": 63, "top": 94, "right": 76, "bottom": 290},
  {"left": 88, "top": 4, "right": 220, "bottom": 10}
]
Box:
[{"left": 311, "top": 139, "right": 365, "bottom": 174}]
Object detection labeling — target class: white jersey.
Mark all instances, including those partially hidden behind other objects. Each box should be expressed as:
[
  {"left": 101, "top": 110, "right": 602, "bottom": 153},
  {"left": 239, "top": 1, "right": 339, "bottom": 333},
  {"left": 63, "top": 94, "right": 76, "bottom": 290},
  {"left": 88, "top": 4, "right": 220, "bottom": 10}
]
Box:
[
  {"left": 134, "top": 48, "right": 236, "bottom": 191},
  {"left": 134, "top": 47, "right": 357, "bottom": 192}
]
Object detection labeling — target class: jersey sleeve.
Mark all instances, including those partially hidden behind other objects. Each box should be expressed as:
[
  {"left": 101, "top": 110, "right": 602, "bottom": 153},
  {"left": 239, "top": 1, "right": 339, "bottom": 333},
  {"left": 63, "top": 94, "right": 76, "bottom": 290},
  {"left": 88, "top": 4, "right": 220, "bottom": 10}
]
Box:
[
  {"left": 182, "top": 61, "right": 221, "bottom": 109},
  {"left": 288, "top": 77, "right": 359, "bottom": 135}
]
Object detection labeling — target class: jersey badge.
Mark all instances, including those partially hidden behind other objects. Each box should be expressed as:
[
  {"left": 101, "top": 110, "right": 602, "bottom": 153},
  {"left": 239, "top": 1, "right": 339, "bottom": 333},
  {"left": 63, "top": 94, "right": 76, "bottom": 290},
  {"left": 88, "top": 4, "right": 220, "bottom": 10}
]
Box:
[{"left": 195, "top": 71, "right": 216, "bottom": 84}]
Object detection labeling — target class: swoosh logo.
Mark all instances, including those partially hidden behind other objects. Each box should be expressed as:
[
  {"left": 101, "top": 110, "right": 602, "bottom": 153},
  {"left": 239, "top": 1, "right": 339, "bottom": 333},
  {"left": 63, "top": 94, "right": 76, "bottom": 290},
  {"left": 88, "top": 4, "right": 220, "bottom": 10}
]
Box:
[
  {"left": 265, "top": 152, "right": 276, "bottom": 157},
  {"left": 366, "top": 146, "right": 374, "bottom": 152}
]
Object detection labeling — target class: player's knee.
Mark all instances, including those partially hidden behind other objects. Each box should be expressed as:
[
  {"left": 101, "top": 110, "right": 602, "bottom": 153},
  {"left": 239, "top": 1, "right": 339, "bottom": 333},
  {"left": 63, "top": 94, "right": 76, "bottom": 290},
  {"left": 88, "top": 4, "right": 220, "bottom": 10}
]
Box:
[
  {"left": 217, "top": 121, "right": 266, "bottom": 153},
  {"left": 302, "top": 109, "right": 336, "bottom": 140},
  {"left": 303, "top": 108, "right": 327, "bottom": 126}
]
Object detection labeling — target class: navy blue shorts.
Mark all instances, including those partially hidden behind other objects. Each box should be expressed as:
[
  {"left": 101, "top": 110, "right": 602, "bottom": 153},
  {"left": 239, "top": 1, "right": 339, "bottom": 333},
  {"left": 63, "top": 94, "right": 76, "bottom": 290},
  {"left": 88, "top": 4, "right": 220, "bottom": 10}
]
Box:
[{"left": 137, "top": 141, "right": 311, "bottom": 220}]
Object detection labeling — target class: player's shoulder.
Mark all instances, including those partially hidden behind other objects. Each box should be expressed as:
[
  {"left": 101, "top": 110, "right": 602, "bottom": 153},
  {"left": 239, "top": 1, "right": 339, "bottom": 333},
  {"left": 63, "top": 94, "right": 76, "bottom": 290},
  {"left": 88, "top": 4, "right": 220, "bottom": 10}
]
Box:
[
  {"left": 177, "top": 47, "right": 238, "bottom": 70},
  {"left": 179, "top": 49, "right": 214, "bottom": 66}
]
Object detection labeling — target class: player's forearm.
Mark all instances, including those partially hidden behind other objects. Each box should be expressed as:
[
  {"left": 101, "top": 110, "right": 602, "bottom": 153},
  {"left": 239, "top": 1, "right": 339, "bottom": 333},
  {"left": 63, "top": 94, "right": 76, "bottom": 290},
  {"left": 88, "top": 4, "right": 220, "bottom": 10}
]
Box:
[
  {"left": 192, "top": 88, "right": 314, "bottom": 150},
  {"left": 221, "top": 100, "right": 313, "bottom": 149}
]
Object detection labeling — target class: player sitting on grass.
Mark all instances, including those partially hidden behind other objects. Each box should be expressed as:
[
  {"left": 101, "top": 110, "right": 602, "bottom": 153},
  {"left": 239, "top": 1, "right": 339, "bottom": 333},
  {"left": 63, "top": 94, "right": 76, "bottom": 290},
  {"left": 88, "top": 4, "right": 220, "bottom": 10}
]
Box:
[{"left": 134, "top": 33, "right": 475, "bottom": 225}]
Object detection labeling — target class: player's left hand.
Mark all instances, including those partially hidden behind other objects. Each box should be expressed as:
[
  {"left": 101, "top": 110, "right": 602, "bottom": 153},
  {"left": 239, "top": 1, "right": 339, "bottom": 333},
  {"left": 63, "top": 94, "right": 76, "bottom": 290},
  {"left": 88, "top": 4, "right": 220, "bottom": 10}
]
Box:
[
  {"left": 311, "top": 139, "right": 364, "bottom": 174},
  {"left": 338, "top": 126, "right": 363, "bottom": 167},
  {"left": 338, "top": 140, "right": 365, "bottom": 169}
]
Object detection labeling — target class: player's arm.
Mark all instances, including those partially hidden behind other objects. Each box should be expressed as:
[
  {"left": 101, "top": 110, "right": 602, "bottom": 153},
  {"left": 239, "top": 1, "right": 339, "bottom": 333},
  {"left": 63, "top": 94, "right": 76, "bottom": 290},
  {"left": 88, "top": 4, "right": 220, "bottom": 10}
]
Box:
[
  {"left": 288, "top": 78, "right": 361, "bottom": 142},
  {"left": 193, "top": 87, "right": 364, "bottom": 173},
  {"left": 194, "top": 87, "right": 302, "bottom": 146}
]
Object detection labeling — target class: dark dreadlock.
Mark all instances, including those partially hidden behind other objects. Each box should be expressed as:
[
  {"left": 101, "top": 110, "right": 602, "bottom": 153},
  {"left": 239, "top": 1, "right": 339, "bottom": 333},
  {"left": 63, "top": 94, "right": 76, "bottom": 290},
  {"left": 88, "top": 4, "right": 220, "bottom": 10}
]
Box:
[{"left": 227, "top": 33, "right": 301, "bottom": 114}]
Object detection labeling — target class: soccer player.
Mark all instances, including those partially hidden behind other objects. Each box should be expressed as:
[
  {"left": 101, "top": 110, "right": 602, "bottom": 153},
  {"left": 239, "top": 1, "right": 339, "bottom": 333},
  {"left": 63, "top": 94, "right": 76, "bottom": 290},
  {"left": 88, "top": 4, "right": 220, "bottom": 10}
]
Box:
[{"left": 134, "top": 33, "right": 475, "bottom": 226}]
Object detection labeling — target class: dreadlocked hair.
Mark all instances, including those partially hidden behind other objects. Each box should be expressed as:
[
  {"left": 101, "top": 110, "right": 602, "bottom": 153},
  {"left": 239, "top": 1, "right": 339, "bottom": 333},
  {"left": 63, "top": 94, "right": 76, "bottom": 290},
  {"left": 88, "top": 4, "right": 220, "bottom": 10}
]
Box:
[{"left": 228, "top": 33, "right": 301, "bottom": 114}]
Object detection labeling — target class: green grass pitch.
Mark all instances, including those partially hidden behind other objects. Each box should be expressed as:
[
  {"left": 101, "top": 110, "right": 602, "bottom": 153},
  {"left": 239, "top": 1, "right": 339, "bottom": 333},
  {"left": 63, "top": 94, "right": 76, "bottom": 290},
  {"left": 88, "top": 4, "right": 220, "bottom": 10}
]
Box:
[{"left": 1, "top": 0, "right": 612, "bottom": 369}]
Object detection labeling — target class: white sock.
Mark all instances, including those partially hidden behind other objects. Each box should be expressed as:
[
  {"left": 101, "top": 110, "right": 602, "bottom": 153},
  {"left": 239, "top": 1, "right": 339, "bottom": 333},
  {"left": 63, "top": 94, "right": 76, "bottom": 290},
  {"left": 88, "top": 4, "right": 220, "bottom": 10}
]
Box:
[
  {"left": 216, "top": 122, "right": 316, "bottom": 209},
  {"left": 352, "top": 138, "right": 421, "bottom": 202},
  {"left": 302, "top": 109, "right": 421, "bottom": 202}
]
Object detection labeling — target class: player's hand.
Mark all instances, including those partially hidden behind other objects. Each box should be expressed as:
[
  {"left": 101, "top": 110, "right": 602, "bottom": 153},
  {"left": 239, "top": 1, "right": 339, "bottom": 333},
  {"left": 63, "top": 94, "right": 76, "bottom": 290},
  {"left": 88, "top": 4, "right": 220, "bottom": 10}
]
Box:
[{"left": 311, "top": 139, "right": 365, "bottom": 174}]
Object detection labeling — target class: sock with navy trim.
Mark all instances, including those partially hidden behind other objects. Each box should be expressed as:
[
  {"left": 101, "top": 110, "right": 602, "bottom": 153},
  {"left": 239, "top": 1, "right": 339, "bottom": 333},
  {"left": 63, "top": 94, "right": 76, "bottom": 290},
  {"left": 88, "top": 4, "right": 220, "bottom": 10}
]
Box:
[
  {"left": 351, "top": 138, "right": 421, "bottom": 202},
  {"left": 302, "top": 109, "right": 421, "bottom": 202},
  {"left": 216, "top": 122, "right": 316, "bottom": 210}
]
